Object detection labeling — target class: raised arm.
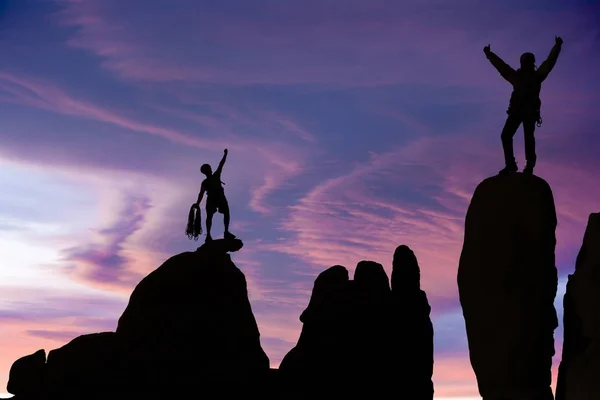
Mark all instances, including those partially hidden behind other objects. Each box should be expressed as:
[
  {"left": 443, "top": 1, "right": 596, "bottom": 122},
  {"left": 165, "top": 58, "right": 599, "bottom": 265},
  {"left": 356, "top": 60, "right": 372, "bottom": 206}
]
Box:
[
  {"left": 215, "top": 148, "right": 228, "bottom": 176},
  {"left": 537, "top": 37, "right": 563, "bottom": 82},
  {"left": 484, "top": 45, "right": 516, "bottom": 84}
]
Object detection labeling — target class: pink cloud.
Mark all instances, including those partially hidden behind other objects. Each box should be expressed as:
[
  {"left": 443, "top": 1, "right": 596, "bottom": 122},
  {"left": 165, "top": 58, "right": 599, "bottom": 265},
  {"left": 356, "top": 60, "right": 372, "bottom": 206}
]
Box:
[
  {"left": 261, "top": 138, "right": 475, "bottom": 299},
  {"left": 0, "top": 4, "right": 596, "bottom": 397},
  {"left": 0, "top": 288, "right": 125, "bottom": 393},
  {"left": 541, "top": 164, "right": 600, "bottom": 268},
  {"left": 0, "top": 71, "right": 317, "bottom": 217},
  {"left": 59, "top": 192, "right": 152, "bottom": 291},
  {"left": 263, "top": 128, "right": 600, "bottom": 306},
  {"left": 247, "top": 145, "right": 308, "bottom": 215}
]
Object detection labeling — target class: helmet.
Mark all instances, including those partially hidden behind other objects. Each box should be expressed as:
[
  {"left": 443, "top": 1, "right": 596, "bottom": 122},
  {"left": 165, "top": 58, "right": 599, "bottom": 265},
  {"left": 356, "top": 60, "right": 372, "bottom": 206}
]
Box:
[
  {"left": 200, "top": 164, "right": 212, "bottom": 175},
  {"left": 520, "top": 52, "right": 536, "bottom": 66}
]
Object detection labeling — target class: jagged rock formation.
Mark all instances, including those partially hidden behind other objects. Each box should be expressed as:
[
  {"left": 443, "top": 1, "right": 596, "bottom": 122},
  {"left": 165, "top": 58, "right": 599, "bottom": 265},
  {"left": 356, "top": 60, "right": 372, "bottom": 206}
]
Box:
[
  {"left": 116, "top": 238, "right": 269, "bottom": 386},
  {"left": 278, "top": 264, "right": 354, "bottom": 395},
  {"left": 280, "top": 246, "right": 434, "bottom": 399},
  {"left": 556, "top": 213, "right": 600, "bottom": 400},
  {"left": 458, "top": 173, "right": 558, "bottom": 400},
  {"left": 391, "top": 245, "right": 435, "bottom": 398},
  {"left": 6, "top": 238, "right": 271, "bottom": 399}
]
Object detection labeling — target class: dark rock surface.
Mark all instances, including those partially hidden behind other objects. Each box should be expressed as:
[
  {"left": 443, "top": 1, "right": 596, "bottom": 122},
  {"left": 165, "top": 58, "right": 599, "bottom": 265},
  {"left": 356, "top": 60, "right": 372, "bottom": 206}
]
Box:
[
  {"left": 116, "top": 237, "right": 268, "bottom": 384},
  {"left": 7, "top": 349, "right": 46, "bottom": 397},
  {"left": 279, "top": 264, "right": 352, "bottom": 384},
  {"left": 6, "top": 237, "right": 271, "bottom": 398},
  {"left": 280, "top": 246, "right": 434, "bottom": 399},
  {"left": 391, "top": 245, "right": 435, "bottom": 399},
  {"left": 45, "top": 332, "right": 119, "bottom": 395},
  {"left": 556, "top": 212, "right": 600, "bottom": 400},
  {"left": 196, "top": 237, "right": 244, "bottom": 254},
  {"left": 458, "top": 173, "right": 558, "bottom": 400}
]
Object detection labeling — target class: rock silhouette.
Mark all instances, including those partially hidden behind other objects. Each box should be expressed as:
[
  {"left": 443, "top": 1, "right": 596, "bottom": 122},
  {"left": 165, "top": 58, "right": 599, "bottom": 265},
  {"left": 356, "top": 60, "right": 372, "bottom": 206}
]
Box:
[
  {"left": 352, "top": 260, "right": 393, "bottom": 387},
  {"left": 280, "top": 246, "right": 434, "bottom": 398},
  {"left": 6, "top": 237, "right": 270, "bottom": 398},
  {"left": 7, "top": 349, "right": 46, "bottom": 398},
  {"left": 458, "top": 173, "right": 558, "bottom": 400},
  {"left": 391, "top": 245, "right": 435, "bottom": 399},
  {"left": 556, "top": 213, "right": 600, "bottom": 400},
  {"left": 279, "top": 264, "right": 353, "bottom": 395},
  {"left": 45, "top": 332, "right": 120, "bottom": 396},
  {"left": 116, "top": 237, "right": 268, "bottom": 385}
]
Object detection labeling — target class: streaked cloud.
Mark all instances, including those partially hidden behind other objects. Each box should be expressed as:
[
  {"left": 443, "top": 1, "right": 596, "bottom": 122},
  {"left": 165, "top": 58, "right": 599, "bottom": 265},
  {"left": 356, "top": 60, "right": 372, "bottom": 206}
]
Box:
[{"left": 0, "top": 0, "right": 598, "bottom": 396}]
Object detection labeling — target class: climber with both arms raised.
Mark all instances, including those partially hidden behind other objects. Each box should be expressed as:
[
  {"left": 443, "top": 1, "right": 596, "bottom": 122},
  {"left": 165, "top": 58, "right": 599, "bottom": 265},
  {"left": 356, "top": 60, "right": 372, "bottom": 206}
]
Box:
[{"left": 484, "top": 36, "right": 563, "bottom": 175}]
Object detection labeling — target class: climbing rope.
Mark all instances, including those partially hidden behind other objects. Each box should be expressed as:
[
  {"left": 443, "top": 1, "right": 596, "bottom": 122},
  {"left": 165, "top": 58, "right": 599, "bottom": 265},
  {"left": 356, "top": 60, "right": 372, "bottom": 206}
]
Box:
[{"left": 185, "top": 203, "right": 202, "bottom": 241}]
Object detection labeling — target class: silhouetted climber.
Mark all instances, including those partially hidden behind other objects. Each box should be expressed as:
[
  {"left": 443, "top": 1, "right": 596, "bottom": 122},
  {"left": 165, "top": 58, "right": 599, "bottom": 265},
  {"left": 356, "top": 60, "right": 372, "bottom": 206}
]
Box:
[
  {"left": 196, "top": 149, "right": 236, "bottom": 242},
  {"left": 484, "top": 36, "right": 563, "bottom": 175}
]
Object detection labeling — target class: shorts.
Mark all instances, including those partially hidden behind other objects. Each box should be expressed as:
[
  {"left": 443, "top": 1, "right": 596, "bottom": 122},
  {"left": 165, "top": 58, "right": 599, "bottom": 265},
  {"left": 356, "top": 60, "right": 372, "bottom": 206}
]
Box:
[{"left": 206, "top": 196, "right": 228, "bottom": 214}]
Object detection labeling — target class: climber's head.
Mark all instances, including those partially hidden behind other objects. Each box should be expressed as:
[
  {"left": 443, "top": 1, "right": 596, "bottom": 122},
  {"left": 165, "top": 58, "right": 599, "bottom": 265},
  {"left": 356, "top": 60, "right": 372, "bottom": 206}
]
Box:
[
  {"left": 520, "top": 52, "right": 536, "bottom": 71},
  {"left": 200, "top": 163, "right": 212, "bottom": 176}
]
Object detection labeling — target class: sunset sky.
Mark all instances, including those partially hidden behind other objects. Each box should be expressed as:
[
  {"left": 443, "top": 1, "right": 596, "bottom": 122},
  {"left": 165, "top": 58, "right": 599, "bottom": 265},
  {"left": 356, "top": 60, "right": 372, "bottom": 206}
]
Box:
[{"left": 1, "top": 0, "right": 600, "bottom": 398}]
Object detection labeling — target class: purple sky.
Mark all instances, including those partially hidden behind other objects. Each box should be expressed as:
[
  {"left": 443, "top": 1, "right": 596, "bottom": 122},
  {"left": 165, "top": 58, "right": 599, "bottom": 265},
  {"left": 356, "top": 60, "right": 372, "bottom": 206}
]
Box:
[{"left": 1, "top": 0, "right": 599, "bottom": 397}]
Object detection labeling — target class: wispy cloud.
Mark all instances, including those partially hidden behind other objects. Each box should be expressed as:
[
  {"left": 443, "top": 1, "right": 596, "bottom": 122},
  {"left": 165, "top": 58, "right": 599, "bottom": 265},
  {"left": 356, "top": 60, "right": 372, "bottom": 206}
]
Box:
[
  {"left": 0, "top": 71, "right": 317, "bottom": 217},
  {"left": 0, "top": 287, "right": 126, "bottom": 390},
  {"left": 264, "top": 136, "right": 479, "bottom": 298},
  {"left": 59, "top": 192, "right": 152, "bottom": 290},
  {"left": 0, "top": 72, "right": 217, "bottom": 148},
  {"left": 0, "top": 0, "right": 598, "bottom": 396},
  {"left": 264, "top": 128, "right": 600, "bottom": 297},
  {"left": 52, "top": 0, "right": 598, "bottom": 86}
]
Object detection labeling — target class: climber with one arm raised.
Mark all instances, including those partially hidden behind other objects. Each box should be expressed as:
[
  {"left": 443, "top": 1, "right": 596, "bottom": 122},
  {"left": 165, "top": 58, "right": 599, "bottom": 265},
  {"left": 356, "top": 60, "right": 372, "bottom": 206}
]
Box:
[
  {"left": 196, "top": 149, "right": 235, "bottom": 242},
  {"left": 484, "top": 36, "right": 563, "bottom": 175}
]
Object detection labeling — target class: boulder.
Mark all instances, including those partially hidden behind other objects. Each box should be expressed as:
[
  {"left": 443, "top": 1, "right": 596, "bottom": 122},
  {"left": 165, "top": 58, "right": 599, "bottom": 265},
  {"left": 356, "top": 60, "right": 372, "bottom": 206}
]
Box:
[
  {"left": 7, "top": 349, "right": 46, "bottom": 396},
  {"left": 116, "top": 238, "right": 269, "bottom": 386},
  {"left": 458, "top": 173, "right": 558, "bottom": 400}
]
